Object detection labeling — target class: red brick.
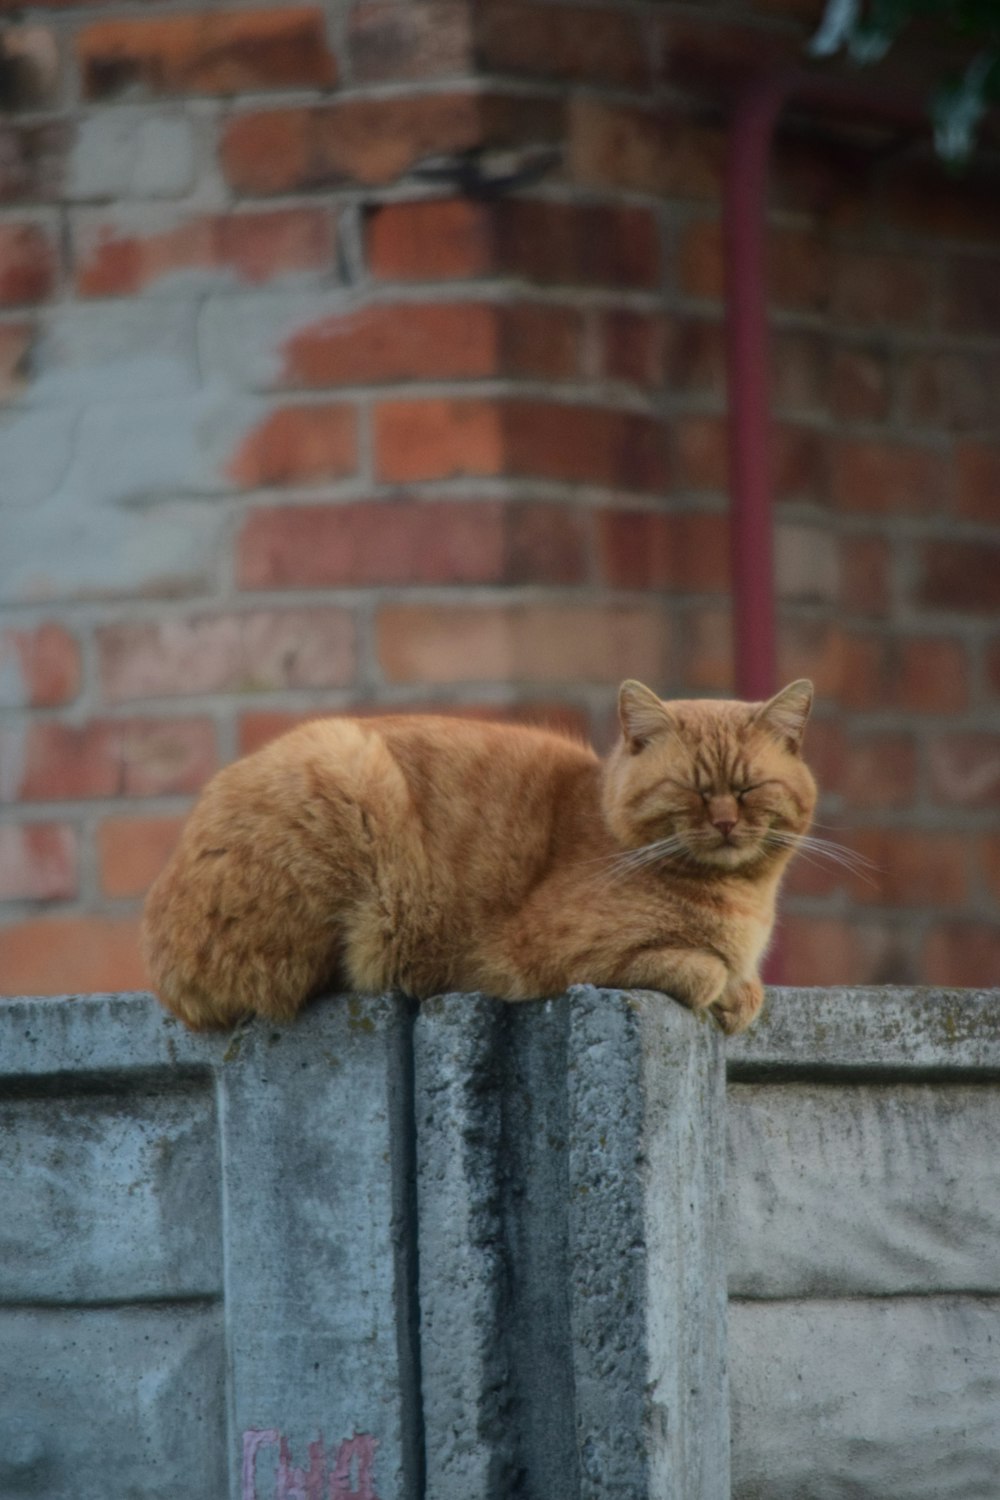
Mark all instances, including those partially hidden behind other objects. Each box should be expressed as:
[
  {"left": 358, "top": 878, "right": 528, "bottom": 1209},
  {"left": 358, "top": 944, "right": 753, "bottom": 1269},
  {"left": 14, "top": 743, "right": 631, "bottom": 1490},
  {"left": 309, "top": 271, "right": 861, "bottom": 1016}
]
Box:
[
  {"left": 771, "top": 330, "right": 828, "bottom": 415},
  {"left": 929, "top": 734, "right": 1000, "bottom": 808},
  {"left": 924, "top": 923, "right": 1000, "bottom": 989},
  {"left": 768, "top": 227, "right": 833, "bottom": 313},
  {"left": 956, "top": 442, "right": 1000, "bottom": 523},
  {"left": 674, "top": 415, "right": 727, "bottom": 493},
  {"left": 97, "top": 609, "right": 355, "bottom": 702},
  {"left": 78, "top": 8, "right": 336, "bottom": 99},
  {"left": 475, "top": 1, "right": 650, "bottom": 89},
  {"left": 228, "top": 403, "right": 357, "bottom": 488},
  {"left": 220, "top": 92, "right": 559, "bottom": 195},
  {"left": 0, "top": 220, "right": 57, "bottom": 305},
  {"left": 597, "top": 310, "right": 670, "bottom": 389},
  {"left": 0, "top": 824, "right": 77, "bottom": 901},
  {"left": 97, "top": 814, "right": 185, "bottom": 899},
  {"left": 378, "top": 602, "right": 670, "bottom": 685},
  {"left": 680, "top": 607, "right": 732, "bottom": 690},
  {"left": 367, "top": 198, "right": 495, "bottom": 281},
  {"left": 988, "top": 640, "right": 1000, "bottom": 699},
  {"left": 598, "top": 510, "right": 730, "bottom": 593},
  {"left": 979, "top": 836, "right": 1000, "bottom": 905},
  {"left": 668, "top": 317, "right": 725, "bottom": 394},
  {"left": 848, "top": 829, "right": 969, "bottom": 909},
  {"left": 884, "top": 160, "right": 1000, "bottom": 246},
  {"left": 3, "top": 718, "right": 216, "bottom": 803},
  {"left": 830, "top": 347, "right": 891, "bottom": 424},
  {"left": 658, "top": 13, "right": 804, "bottom": 89},
  {"left": 943, "top": 254, "right": 1000, "bottom": 336},
  {"left": 285, "top": 298, "right": 582, "bottom": 389},
  {"left": 374, "top": 398, "right": 503, "bottom": 483},
  {"left": 0, "top": 914, "right": 146, "bottom": 995},
  {"left": 896, "top": 637, "right": 969, "bottom": 713},
  {"left": 0, "top": 320, "right": 34, "bottom": 399},
  {"left": 917, "top": 539, "right": 1000, "bottom": 614},
  {"left": 349, "top": 0, "right": 473, "bottom": 81},
  {"left": 238, "top": 500, "right": 587, "bottom": 589},
  {"left": 0, "top": 623, "right": 80, "bottom": 708},
  {"left": 774, "top": 425, "right": 825, "bottom": 502},
  {"left": 829, "top": 439, "right": 946, "bottom": 515},
  {"left": 901, "top": 351, "right": 998, "bottom": 433},
  {"left": 506, "top": 400, "right": 668, "bottom": 493},
  {"left": 780, "top": 915, "right": 865, "bottom": 987},
  {"left": 831, "top": 248, "right": 934, "bottom": 328},
  {"left": 678, "top": 218, "right": 723, "bottom": 301},
  {"left": 0, "top": 122, "right": 68, "bottom": 204},
  {"left": 838, "top": 536, "right": 891, "bottom": 618},
  {"left": 76, "top": 207, "right": 335, "bottom": 297},
  {"left": 568, "top": 99, "right": 724, "bottom": 198},
  {"left": 841, "top": 733, "right": 917, "bottom": 809},
  {"left": 366, "top": 197, "right": 661, "bottom": 289}
]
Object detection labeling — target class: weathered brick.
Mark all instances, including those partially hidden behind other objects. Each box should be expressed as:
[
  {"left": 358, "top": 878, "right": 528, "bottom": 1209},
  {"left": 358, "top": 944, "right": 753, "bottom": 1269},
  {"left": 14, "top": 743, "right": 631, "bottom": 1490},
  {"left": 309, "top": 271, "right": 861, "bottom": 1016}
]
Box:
[
  {"left": 227, "top": 403, "right": 357, "bottom": 488},
  {"left": 831, "top": 248, "right": 934, "bottom": 328},
  {"left": 838, "top": 535, "right": 891, "bottom": 617},
  {"left": 679, "top": 606, "right": 732, "bottom": 690},
  {"left": 281, "top": 301, "right": 527, "bottom": 388},
  {"left": 0, "top": 823, "right": 77, "bottom": 902},
  {"left": 0, "top": 319, "right": 34, "bottom": 398},
  {"left": 781, "top": 915, "right": 864, "bottom": 987},
  {"left": 681, "top": 220, "right": 834, "bottom": 310},
  {"left": 830, "top": 439, "right": 946, "bottom": 514},
  {"left": 367, "top": 197, "right": 495, "bottom": 280},
  {"left": 917, "top": 539, "right": 1000, "bottom": 614},
  {"left": 366, "top": 196, "right": 661, "bottom": 289},
  {"left": 598, "top": 510, "right": 730, "bottom": 592},
  {"left": 901, "top": 351, "right": 999, "bottom": 433},
  {"left": 68, "top": 109, "right": 197, "bottom": 201},
  {"left": 884, "top": 160, "right": 1000, "bottom": 246},
  {"left": 505, "top": 400, "right": 668, "bottom": 492},
  {"left": 97, "top": 813, "right": 185, "bottom": 899},
  {"left": 896, "top": 637, "right": 969, "bottom": 713},
  {"left": 374, "top": 398, "right": 503, "bottom": 482},
  {"left": 771, "top": 330, "right": 828, "bottom": 415},
  {"left": 597, "top": 309, "right": 670, "bottom": 389},
  {"left": 0, "top": 914, "right": 146, "bottom": 995},
  {"left": 78, "top": 8, "right": 336, "bottom": 100},
  {"left": 3, "top": 717, "right": 216, "bottom": 802},
  {"left": 979, "top": 834, "right": 1000, "bottom": 905},
  {"left": 568, "top": 99, "right": 723, "bottom": 197},
  {"left": 955, "top": 441, "right": 1000, "bottom": 523},
  {"left": 929, "top": 734, "right": 1000, "bottom": 808},
  {"left": 830, "top": 346, "right": 891, "bottom": 423},
  {"left": 474, "top": 1, "right": 650, "bottom": 89},
  {"left": 658, "top": 13, "right": 803, "bottom": 88},
  {"left": 674, "top": 414, "right": 727, "bottom": 493},
  {"left": 0, "top": 220, "right": 57, "bottom": 305},
  {"left": 498, "top": 302, "right": 581, "bottom": 380},
  {"left": 75, "top": 206, "right": 335, "bottom": 297},
  {"left": 924, "top": 922, "right": 1000, "bottom": 988},
  {"left": 0, "top": 122, "right": 68, "bottom": 203},
  {"left": 668, "top": 317, "right": 725, "bottom": 394},
  {"left": 840, "top": 732, "right": 917, "bottom": 808},
  {"left": 97, "top": 608, "right": 355, "bottom": 702},
  {"left": 220, "top": 91, "right": 559, "bottom": 194},
  {"left": 349, "top": 0, "right": 473, "bottom": 81},
  {"left": 239, "top": 500, "right": 501, "bottom": 588},
  {"left": 774, "top": 523, "right": 839, "bottom": 604},
  {"left": 848, "top": 828, "right": 969, "bottom": 909},
  {"left": 943, "top": 253, "right": 1000, "bottom": 336},
  {"left": 378, "top": 602, "right": 670, "bottom": 685},
  {"left": 0, "top": 623, "right": 80, "bottom": 707},
  {"left": 678, "top": 218, "right": 723, "bottom": 301}
]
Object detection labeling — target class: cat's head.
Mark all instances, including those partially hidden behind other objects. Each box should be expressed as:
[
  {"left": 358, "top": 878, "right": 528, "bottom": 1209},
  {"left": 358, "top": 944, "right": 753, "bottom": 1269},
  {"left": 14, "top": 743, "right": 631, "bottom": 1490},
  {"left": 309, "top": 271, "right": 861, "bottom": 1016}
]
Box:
[{"left": 601, "top": 679, "right": 817, "bottom": 875}]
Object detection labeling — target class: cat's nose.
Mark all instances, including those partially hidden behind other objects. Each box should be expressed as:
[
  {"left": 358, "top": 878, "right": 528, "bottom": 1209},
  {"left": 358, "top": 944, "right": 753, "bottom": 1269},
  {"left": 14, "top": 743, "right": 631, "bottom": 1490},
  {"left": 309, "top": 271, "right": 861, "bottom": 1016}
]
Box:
[{"left": 713, "top": 818, "right": 737, "bottom": 840}]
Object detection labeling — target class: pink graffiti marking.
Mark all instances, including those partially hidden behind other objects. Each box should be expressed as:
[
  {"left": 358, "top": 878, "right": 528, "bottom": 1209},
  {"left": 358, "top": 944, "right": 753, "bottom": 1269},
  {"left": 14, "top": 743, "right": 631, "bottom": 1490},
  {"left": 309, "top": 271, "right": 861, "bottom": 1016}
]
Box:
[{"left": 241, "top": 1429, "right": 379, "bottom": 1500}]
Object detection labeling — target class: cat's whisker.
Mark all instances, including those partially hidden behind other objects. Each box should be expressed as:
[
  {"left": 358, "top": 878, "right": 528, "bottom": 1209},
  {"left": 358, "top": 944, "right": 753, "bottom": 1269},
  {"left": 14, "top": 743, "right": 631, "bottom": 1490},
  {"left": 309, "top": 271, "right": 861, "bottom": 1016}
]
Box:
[{"left": 764, "top": 830, "right": 882, "bottom": 886}]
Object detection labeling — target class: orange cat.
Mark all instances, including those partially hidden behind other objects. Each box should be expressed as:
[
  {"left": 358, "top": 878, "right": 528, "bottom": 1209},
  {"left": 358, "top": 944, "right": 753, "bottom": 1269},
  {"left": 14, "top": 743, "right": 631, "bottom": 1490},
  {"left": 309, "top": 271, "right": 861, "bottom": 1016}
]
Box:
[{"left": 142, "top": 679, "right": 816, "bottom": 1035}]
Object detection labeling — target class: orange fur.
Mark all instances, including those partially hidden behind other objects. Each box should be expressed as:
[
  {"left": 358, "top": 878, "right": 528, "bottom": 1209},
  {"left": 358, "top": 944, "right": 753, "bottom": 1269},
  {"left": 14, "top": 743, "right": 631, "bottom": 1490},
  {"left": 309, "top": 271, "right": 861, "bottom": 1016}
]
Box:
[{"left": 142, "top": 680, "right": 816, "bottom": 1035}]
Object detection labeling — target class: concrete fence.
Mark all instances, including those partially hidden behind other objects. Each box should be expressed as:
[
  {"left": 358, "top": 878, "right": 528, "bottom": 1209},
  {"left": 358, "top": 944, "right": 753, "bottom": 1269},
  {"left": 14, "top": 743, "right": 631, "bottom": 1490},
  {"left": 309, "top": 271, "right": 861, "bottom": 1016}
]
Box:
[{"left": 0, "top": 985, "right": 997, "bottom": 1500}]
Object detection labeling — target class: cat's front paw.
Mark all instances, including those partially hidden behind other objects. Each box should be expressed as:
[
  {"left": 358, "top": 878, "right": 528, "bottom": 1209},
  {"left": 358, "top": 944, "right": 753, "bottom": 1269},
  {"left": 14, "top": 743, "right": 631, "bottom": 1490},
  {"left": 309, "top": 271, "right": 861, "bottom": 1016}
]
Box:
[{"left": 710, "top": 977, "right": 763, "bottom": 1035}]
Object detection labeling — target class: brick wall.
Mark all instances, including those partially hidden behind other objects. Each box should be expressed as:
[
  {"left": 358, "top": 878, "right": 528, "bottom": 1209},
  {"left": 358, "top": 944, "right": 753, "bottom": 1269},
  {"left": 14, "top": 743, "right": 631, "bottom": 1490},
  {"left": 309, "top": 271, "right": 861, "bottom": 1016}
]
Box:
[{"left": 0, "top": 0, "right": 998, "bottom": 995}]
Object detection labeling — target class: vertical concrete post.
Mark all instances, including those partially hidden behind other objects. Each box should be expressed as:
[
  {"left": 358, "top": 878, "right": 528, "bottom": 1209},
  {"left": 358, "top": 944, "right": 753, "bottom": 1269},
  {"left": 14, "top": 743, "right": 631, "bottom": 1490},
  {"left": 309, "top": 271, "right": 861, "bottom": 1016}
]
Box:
[
  {"left": 218, "top": 994, "right": 420, "bottom": 1500},
  {"left": 415, "top": 986, "right": 729, "bottom": 1500}
]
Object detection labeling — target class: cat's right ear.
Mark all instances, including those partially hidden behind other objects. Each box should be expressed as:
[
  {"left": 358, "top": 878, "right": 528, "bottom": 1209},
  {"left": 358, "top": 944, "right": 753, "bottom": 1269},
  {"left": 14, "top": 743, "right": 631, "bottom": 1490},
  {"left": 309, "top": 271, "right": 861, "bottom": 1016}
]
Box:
[{"left": 618, "top": 680, "right": 672, "bottom": 754}]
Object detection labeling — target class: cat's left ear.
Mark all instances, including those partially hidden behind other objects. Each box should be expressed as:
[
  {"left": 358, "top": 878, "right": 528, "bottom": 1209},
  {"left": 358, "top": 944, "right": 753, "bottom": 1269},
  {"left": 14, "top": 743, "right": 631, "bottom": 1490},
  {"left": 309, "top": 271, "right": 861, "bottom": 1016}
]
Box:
[
  {"left": 753, "top": 679, "right": 813, "bottom": 754},
  {"left": 618, "top": 679, "right": 672, "bottom": 753}
]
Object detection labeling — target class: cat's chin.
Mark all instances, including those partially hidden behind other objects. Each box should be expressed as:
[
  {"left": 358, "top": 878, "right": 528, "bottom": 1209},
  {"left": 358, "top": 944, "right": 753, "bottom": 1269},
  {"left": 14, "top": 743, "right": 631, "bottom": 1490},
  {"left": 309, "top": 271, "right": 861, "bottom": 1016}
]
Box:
[{"left": 690, "top": 840, "right": 762, "bottom": 871}]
